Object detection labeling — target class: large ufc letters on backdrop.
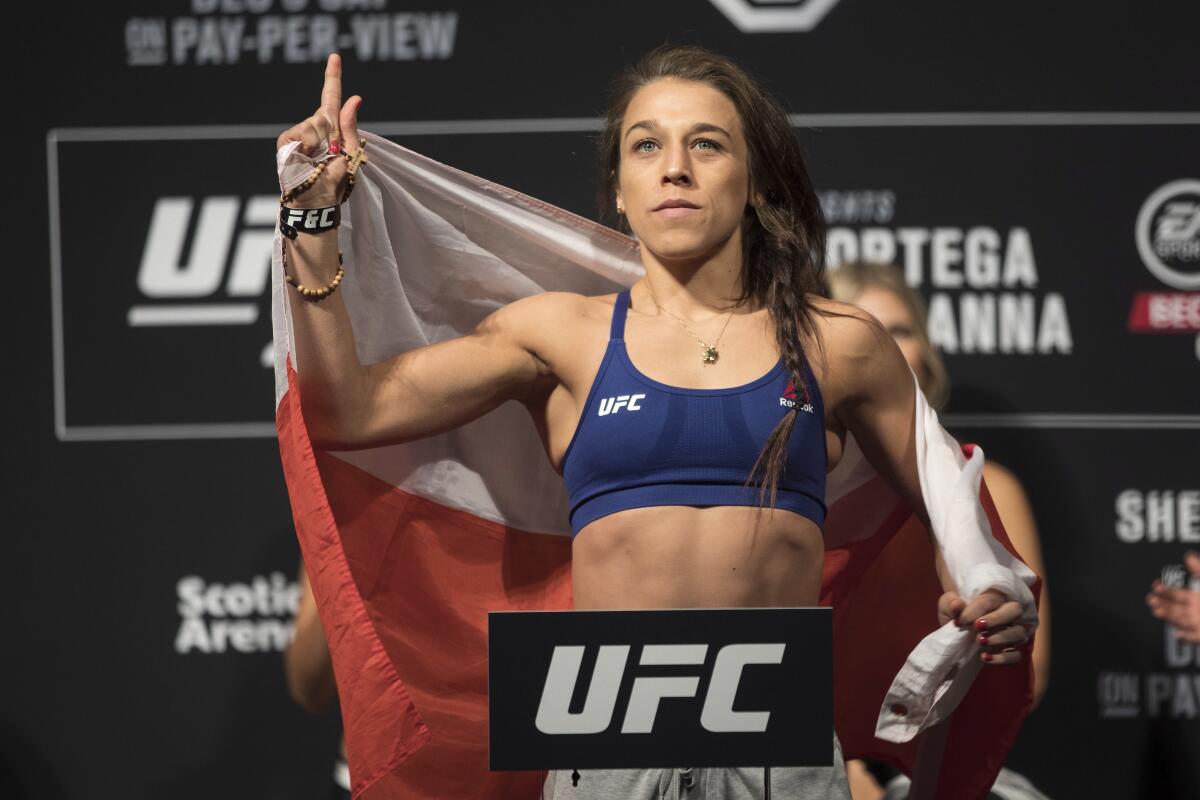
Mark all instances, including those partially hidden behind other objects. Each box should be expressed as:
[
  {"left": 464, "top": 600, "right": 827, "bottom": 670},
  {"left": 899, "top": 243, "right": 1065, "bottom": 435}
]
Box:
[{"left": 22, "top": 1, "right": 1200, "bottom": 799}]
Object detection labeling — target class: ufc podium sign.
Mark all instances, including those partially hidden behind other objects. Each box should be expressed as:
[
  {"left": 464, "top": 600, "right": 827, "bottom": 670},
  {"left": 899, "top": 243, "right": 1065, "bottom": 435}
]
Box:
[{"left": 488, "top": 608, "right": 831, "bottom": 770}]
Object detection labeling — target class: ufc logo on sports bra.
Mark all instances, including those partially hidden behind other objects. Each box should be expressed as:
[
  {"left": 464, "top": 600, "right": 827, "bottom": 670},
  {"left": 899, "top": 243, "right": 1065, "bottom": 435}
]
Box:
[{"left": 598, "top": 394, "right": 646, "bottom": 416}]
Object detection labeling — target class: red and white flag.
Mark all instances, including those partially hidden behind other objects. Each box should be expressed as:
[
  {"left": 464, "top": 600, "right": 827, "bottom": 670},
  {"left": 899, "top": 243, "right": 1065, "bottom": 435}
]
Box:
[{"left": 272, "top": 133, "right": 1041, "bottom": 800}]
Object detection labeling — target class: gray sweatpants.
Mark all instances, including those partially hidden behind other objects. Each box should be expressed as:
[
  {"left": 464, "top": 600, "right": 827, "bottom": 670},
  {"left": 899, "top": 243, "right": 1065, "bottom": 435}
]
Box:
[{"left": 543, "top": 735, "right": 851, "bottom": 800}]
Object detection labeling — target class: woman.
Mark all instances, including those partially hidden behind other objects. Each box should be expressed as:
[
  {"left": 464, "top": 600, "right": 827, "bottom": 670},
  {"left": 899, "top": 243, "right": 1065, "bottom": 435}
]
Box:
[
  {"left": 828, "top": 262, "right": 1051, "bottom": 800},
  {"left": 275, "top": 46, "right": 1033, "bottom": 798}
]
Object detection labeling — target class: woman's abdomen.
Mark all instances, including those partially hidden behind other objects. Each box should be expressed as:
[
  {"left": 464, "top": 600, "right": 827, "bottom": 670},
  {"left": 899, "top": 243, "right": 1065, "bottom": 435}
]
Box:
[{"left": 570, "top": 505, "right": 825, "bottom": 610}]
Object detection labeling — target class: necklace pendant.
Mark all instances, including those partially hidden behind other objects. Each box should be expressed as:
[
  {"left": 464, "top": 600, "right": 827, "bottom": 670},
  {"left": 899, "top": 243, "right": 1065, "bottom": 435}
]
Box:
[{"left": 702, "top": 345, "right": 720, "bottom": 364}]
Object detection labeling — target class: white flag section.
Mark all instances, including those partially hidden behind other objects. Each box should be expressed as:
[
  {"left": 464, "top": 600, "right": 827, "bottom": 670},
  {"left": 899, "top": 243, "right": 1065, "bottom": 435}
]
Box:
[
  {"left": 273, "top": 132, "right": 637, "bottom": 535},
  {"left": 271, "top": 132, "right": 1039, "bottom": 800}
]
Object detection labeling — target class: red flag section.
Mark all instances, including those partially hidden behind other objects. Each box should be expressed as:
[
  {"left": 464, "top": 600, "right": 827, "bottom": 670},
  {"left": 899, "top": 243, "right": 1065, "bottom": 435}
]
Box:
[
  {"left": 822, "top": 466, "right": 1042, "bottom": 800},
  {"left": 278, "top": 361, "right": 571, "bottom": 798}
]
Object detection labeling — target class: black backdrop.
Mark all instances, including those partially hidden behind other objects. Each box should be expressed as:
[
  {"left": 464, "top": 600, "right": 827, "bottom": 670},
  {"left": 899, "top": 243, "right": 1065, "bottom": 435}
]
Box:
[{"left": 10, "top": 2, "right": 1199, "bottom": 798}]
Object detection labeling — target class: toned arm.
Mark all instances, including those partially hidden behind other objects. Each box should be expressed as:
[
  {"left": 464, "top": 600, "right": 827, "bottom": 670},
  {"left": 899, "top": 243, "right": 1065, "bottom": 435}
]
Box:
[
  {"left": 297, "top": 289, "right": 561, "bottom": 450},
  {"left": 821, "top": 302, "right": 1031, "bottom": 658},
  {"left": 825, "top": 308, "right": 927, "bottom": 522},
  {"left": 821, "top": 306, "right": 949, "bottom": 583}
]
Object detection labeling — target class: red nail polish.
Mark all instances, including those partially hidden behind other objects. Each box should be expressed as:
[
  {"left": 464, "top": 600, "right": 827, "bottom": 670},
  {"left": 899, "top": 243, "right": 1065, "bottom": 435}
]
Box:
[
  {"left": 977, "top": 634, "right": 989, "bottom": 645},
  {"left": 982, "top": 652, "right": 993, "bottom": 663},
  {"left": 975, "top": 618, "right": 988, "bottom": 631},
  {"left": 329, "top": 141, "right": 341, "bottom": 154}
]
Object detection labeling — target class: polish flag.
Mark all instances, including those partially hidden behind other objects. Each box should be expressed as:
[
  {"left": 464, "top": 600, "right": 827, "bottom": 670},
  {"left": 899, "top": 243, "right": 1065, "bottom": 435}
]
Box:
[{"left": 272, "top": 133, "right": 1040, "bottom": 799}]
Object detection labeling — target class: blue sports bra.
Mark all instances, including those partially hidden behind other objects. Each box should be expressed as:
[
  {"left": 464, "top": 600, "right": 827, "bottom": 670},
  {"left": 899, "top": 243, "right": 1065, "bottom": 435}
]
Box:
[{"left": 561, "top": 290, "right": 828, "bottom": 536}]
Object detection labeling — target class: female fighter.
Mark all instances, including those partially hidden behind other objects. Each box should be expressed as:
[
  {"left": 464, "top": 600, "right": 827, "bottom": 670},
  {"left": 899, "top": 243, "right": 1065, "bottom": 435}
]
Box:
[{"left": 275, "top": 45, "right": 1033, "bottom": 798}]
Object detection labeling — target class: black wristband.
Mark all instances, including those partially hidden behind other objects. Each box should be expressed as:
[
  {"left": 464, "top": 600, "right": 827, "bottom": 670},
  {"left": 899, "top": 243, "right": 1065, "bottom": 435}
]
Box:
[{"left": 279, "top": 204, "right": 341, "bottom": 239}]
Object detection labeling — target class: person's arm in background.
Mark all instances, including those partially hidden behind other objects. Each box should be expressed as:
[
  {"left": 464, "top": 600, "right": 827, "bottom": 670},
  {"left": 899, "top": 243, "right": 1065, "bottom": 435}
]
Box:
[
  {"left": 1147, "top": 550, "right": 1200, "bottom": 643},
  {"left": 285, "top": 565, "right": 337, "bottom": 713},
  {"left": 983, "top": 461, "right": 1051, "bottom": 708}
]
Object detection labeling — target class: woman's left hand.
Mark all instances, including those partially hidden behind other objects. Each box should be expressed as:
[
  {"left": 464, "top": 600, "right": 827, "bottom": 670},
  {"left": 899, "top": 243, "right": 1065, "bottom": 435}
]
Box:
[{"left": 938, "top": 589, "right": 1030, "bottom": 666}]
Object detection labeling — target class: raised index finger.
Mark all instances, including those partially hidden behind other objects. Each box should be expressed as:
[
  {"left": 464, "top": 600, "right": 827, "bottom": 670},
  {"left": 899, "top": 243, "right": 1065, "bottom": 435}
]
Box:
[{"left": 320, "top": 53, "right": 342, "bottom": 118}]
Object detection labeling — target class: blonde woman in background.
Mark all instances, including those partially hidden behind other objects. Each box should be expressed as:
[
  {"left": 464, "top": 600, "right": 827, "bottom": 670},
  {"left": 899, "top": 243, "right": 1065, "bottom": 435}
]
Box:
[{"left": 828, "top": 262, "right": 1051, "bottom": 800}]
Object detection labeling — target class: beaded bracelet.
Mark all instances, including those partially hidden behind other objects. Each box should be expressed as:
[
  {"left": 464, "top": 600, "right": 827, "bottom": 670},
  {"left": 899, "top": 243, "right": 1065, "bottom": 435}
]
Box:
[
  {"left": 281, "top": 241, "right": 344, "bottom": 303},
  {"left": 278, "top": 141, "right": 368, "bottom": 302},
  {"left": 279, "top": 141, "right": 369, "bottom": 206},
  {"left": 281, "top": 158, "right": 328, "bottom": 205}
]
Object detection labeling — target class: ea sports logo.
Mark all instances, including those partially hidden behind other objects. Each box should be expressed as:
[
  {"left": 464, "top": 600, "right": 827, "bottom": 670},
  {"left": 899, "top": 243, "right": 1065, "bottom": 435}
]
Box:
[
  {"left": 708, "top": 0, "right": 845, "bottom": 33},
  {"left": 1136, "top": 179, "right": 1200, "bottom": 290}
]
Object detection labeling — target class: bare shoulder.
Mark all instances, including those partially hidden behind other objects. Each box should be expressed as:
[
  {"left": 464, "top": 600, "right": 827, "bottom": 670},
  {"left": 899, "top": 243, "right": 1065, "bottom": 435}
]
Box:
[
  {"left": 477, "top": 291, "right": 611, "bottom": 337},
  {"left": 805, "top": 296, "right": 903, "bottom": 407},
  {"left": 807, "top": 296, "right": 891, "bottom": 362},
  {"left": 477, "top": 291, "right": 618, "bottom": 376}
]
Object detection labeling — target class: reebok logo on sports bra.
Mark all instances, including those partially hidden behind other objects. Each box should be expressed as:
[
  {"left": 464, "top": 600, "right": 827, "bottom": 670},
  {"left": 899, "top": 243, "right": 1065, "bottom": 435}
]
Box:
[
  {"left": 598, "top": 394, "right": 646, "bottom": 416},
  {"left": 780, "top": 380, "right": 815, "bottom": 413}
]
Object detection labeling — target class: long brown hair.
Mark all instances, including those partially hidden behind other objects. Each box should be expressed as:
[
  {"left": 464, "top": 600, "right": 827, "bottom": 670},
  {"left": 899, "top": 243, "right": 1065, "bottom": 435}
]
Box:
[{"left": 597, "top": 44, "right": 827, "bottom": 507}]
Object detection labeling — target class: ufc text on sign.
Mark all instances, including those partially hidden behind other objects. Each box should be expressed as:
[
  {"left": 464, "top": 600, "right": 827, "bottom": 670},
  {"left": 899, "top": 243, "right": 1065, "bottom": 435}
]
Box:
[{"left": 488, "top": 608, "right": 832, "bottom": 770}]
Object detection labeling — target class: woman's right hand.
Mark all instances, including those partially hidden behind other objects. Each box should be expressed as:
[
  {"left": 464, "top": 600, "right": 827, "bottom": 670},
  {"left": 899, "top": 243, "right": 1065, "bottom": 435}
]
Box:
[{"left": 276, "top": 53, "right": 363, "bottom": 208}]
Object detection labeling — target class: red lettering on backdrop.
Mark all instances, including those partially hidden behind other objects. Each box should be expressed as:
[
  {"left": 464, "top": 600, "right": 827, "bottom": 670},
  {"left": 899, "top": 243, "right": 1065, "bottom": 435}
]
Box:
[{"left": 1127, "top": 292, "right": 1200, "bottom": 332}]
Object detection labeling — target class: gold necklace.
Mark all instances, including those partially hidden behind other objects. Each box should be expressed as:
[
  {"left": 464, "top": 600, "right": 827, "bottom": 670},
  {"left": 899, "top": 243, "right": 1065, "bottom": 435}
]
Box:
[{"left": 646, "top": 285, "right": 735, "bottom": 365}]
